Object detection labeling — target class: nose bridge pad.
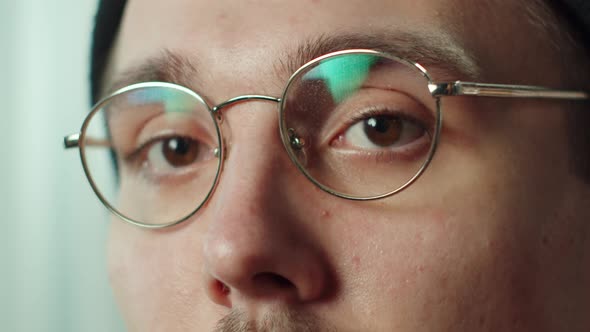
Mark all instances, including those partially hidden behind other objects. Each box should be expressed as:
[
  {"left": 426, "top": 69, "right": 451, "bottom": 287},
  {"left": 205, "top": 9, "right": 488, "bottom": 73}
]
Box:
[
  {"left": 288, "top": 128, "right": 305, "bottom": 150},
  {"left": 213, "top": 112, "right": 224, "bottom": 160},
  {"left": 287, "top": 128, "right": 308, "bottom": 167}
]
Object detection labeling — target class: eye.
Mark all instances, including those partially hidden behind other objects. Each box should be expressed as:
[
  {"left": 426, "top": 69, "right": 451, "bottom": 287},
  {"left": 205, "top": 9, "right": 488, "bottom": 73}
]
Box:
[
  {"left": 124, "top": 135, "right": 215, "bottom": 179},
  {"left": 149, "top": 136, "right": 204, "bottom": 169},
  {"left": 337, "top": 112, "right": 427, "bottom": 150}
]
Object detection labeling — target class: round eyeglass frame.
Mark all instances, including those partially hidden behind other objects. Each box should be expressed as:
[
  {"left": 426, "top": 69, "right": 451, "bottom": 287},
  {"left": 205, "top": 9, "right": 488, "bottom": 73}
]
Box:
[
  {"left": 78, "top": 83, "right": 225, "bottom": 228},
  {"left": 278, "top": 49, "right": 442, "bottom": 202},
  {"left": 74, "top": 49, "right": 444, "bottom": 228}
]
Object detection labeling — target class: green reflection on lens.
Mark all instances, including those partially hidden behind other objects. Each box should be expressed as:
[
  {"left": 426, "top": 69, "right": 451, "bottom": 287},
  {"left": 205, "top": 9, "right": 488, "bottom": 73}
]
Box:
[
  {"left": 304, "top": 54, "right": 378, "bottom": 103},
  {"left": 128, "top": 88, "right": 195, "bottom": 113}
]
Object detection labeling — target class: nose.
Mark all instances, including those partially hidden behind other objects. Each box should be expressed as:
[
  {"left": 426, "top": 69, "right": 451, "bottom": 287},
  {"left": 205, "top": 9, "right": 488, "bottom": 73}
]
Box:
[{"left": 201, "top": 101, "right": 332, "bottom": 309}]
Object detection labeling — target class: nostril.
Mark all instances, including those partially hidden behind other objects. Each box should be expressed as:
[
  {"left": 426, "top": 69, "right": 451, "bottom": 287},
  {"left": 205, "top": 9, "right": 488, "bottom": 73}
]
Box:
[
  {"left": 205, "top": 278, "right": 233, "bottom": 308},
  {"left": 273, "top": 275, "right": 294, "bottom": 289},
  {"left": 253, "top": 272, "right": 295, "bottom": 290},
  {"left": 216, "top": 280, "right": 231, "bottom": 295}
]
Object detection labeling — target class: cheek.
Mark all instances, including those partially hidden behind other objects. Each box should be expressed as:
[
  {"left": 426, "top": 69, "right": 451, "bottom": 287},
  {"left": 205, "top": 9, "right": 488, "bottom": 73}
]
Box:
[
  {"left": 107, "top": 220, "right": 216, "bottom": 329},
  {"left": 325, "top": 198, "right": 541, "bottom": 329},
  {"left": 324, "top": 207, "right": 458, "bottom": 316},
  {"left": 107, "top": 222, "right": 170, "bottom": 326}
]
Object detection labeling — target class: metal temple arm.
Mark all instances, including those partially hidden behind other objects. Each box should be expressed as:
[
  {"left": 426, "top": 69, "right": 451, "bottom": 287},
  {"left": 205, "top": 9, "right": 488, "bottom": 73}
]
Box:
[
  {"left": 429, "top": 81, "right": 589, "bottom": 100},
  {"left": 64, "top": 133, "right": 80, "bottom": 149},
  {"left": 63, "top": 134, "right": 111, "bottom": 149}
]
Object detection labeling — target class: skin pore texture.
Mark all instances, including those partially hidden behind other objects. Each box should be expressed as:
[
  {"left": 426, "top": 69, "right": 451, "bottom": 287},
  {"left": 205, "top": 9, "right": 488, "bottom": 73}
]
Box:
[{"left": 105, "top": 0, "right": 590, "bottom": 331}]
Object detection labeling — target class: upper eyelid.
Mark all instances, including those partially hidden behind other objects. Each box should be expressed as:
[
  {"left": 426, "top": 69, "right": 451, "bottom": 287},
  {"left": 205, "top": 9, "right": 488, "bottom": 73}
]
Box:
[
  {"left": 113, "top": 113, "right": 215, "bottom": 159},
  {"left": 320, "top": 87, "right": 434, "bottom": 139},
  {"left": 122, "top": 134, "right": 212, "bottom": 170},
  {"left": 333, "top": 105, "right": 430, "bottom": 136}
]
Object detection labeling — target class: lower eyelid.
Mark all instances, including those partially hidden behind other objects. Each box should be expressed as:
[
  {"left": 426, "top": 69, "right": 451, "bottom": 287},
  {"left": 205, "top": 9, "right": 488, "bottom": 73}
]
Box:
[
  {"left": 319, "top": 85, "right": 435, "bottom": 139},
  {"left": 332, "top": 125, "right": 428, "bottom": 149},
  {"left": 328, "top": 132, "right": 431, "bottom": 162}
]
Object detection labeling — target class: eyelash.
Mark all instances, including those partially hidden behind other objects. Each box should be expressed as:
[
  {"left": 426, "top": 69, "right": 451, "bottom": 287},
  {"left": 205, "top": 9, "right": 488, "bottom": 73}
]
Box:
[
  {"left": 121, "top": 134, "right": 198, "bottom": 180},
  {"left": 329, "top": 106, "right": 432, "bottom": 161},
  {"left": 123, "top": 135, "right": 162, "bottom": 166},
  {"left": 345, "top": 106, "right": 426, "bottom": 131},
  {"left": 336, "top": 106, "right": 429, "bottom": 139}
]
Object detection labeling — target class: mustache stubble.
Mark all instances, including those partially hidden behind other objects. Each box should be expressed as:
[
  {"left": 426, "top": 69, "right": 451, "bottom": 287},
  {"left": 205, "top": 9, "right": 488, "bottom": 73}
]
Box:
[{"left": 213, "top": 308, "right": 338, "bottom": 332}]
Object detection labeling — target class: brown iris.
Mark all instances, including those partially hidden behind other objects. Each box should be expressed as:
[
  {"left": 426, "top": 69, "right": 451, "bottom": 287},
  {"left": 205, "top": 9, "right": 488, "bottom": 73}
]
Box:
[
  {"left": 162, "top": 137, "right": 200, "bottom": 167},
  {"left": 363, "top": 116, "right": 403, "bottom": 147}
]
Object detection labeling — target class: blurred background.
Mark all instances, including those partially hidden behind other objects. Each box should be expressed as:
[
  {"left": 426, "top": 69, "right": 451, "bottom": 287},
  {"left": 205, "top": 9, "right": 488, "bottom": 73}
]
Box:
[{"left": 1, "top": 0, "right": 125, "bottom": 330}]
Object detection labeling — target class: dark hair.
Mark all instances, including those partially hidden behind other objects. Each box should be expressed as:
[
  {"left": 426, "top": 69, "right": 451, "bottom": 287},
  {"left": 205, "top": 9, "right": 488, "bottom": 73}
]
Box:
[
  {"left": 90, "top": 0, "right": 126, "bottom": 103},
  {"left": 548, "top": 0, "right": 590, "bottom": 47},
  {"left": 531, "top": 0, "right": 590, "bottom": 183}
]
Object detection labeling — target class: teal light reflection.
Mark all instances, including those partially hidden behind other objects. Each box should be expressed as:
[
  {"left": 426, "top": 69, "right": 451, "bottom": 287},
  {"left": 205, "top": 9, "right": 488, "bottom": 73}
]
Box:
[
  {"left": 128, "top": 87, "right": 196, "bottom": 113},
  {"left": 303, "top": 54, "right": 378, "bottom": 103}
]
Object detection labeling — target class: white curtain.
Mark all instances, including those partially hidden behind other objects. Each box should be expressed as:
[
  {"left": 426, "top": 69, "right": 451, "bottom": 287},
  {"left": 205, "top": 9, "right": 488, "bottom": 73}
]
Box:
[{"left": 1, "top": 0, "right": 125, "bottom": 330}]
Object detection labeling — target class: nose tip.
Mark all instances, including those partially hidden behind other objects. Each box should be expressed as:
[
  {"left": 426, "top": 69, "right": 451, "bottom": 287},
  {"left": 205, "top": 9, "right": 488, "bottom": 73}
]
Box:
[{"left": 203, "top": 228, "right": 329, "bottom": 308}]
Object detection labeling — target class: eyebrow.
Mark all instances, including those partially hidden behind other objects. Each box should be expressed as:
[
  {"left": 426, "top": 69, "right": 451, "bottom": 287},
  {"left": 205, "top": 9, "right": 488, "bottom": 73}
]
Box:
[
  {"left": 278, "top": 30, "right": 480, "bottom": 81},
  {"left": 104, "top": 29, "right": 480, "bottom": 98},
  {"left": 105, "top": 50, "right": 199, "bottom": 96}
]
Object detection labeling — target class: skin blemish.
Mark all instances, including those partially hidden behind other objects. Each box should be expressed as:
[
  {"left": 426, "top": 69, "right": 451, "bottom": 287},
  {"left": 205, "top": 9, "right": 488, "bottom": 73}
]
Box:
[
  {"left": 321, "top": 210, "right": 331, "bottom": 218},
  {"left": 352, "top": 255, "right": 361, "bottom": 269}
]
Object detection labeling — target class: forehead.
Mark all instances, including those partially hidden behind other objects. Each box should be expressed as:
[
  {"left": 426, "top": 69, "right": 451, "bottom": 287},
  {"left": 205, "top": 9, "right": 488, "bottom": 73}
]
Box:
[
  {"left": 110, "top": 0, "right": 539, "bottom": 95},
  {"left": 116, "top": 0, "right": 459, "bottom": 60}
]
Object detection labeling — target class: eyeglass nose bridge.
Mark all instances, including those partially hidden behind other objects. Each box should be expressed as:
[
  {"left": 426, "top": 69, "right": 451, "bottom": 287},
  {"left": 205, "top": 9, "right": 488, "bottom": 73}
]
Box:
[
  {"left": 211, "top": 95, "right": 281, "bottom": 114},
  {"left": 209, "top": 94, "right": 307, "bottom": 163},
  {"left": 209, "top": 94, "right": 284, "bottom": 156},
  {"left": 207, "top": 94, "right": 282, "bottom": 160}
]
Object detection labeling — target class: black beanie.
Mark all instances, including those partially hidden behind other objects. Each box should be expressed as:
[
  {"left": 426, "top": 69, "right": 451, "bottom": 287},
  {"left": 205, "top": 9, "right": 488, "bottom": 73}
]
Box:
[
  {"left": 548, "top": 0, "right": 590, "bottom": 47},
  {"left": 89, "top": 0, "right": 590, "bottom": 104},
  {"left": 90, "top": 0, "right": 126, "bottom": 103}
]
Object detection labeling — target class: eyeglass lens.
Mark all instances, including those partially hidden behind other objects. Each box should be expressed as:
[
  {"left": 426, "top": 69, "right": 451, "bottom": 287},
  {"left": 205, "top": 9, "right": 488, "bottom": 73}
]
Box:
[
  {"left": 281, "top": 53, "right": 437, "bottom": 198},
  {"left": 81, "top": 52, "right": 438, "bottom": 226},
  {"left": 82, "top": 86, "right": 220, "bottom": 225}
]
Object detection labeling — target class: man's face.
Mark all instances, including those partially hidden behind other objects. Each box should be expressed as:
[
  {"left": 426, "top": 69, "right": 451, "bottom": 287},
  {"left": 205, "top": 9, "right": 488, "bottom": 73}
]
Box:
[{"left": 106, "top": 0, "right": 590, "bottom": 331}]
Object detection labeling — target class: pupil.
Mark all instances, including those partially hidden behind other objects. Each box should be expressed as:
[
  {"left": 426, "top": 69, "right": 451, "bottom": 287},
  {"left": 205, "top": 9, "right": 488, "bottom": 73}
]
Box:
[
  {"left": 168, "top": 138, "right": 189, "bottom": 155},
  {"left": 162, "top": 137, "right": 199, "bottom": 167},
  {"left": 363, "top": 116, "right": 402, "bottom": 147}
]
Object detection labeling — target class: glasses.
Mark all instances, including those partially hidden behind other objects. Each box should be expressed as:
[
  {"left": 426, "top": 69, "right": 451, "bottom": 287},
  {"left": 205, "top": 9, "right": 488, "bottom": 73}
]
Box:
[{"left": 64, "top": 49, "right": 588, "bottom": 228}]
